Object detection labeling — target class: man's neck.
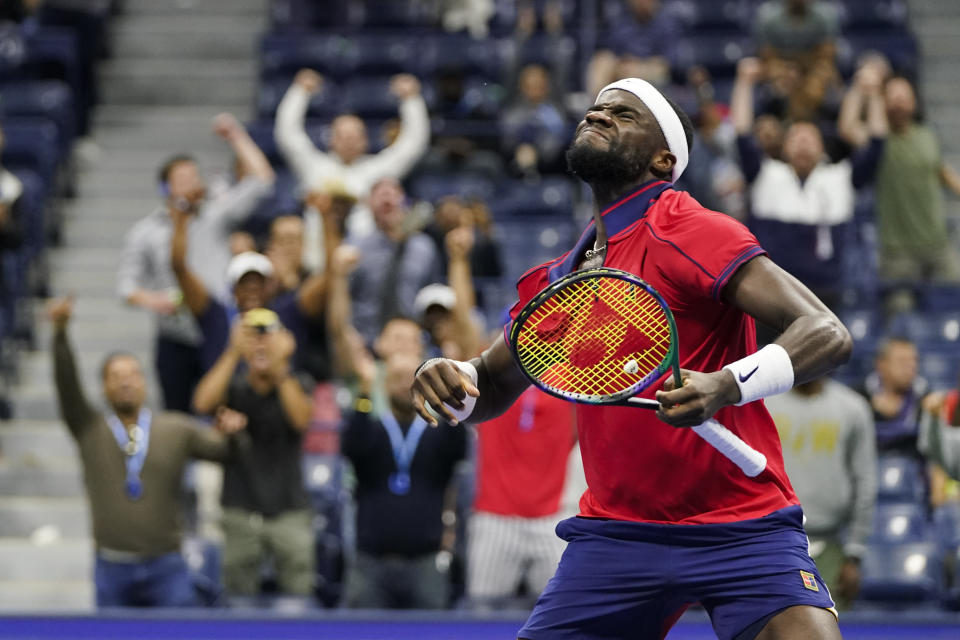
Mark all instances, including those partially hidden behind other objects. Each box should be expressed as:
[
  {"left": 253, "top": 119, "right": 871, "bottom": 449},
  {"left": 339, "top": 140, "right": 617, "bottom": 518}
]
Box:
[
  {"left": 113, "top": 407, "right": 141, "bottom": 428},
  {"left": 588, "top": 174, "right": 659, "bottom": 250},
  {"left": 247, "top": 370, "right": 275, "bottom": 394},
  {"left": 390, "top": 401, "right": 416, "bottom": 426}
]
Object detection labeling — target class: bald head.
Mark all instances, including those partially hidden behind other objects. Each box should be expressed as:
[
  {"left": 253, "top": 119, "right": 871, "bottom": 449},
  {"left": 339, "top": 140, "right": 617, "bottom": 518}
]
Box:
[{"left": 330, "top": 114, "right": 368, "bottom": 164}]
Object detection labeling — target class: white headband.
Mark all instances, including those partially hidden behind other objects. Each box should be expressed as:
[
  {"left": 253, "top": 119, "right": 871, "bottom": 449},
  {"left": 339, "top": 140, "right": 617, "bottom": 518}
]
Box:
[{"left": 596, "top": 78, "right": 689, "bottom": 182}]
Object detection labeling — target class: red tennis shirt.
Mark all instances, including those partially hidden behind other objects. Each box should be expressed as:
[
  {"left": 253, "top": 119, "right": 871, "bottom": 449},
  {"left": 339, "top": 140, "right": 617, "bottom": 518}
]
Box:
[
  {"left": 473, "top": 387, "right": 577, "bottom": 518},
  {"left": 506, "top": 181, "right": 799, "bottom": 525}
]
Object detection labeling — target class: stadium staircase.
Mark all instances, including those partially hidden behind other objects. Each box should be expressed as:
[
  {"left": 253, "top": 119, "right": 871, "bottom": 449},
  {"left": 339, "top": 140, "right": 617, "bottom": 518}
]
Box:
[
  {"left": 0, "top": 0, "right": 268, "bottom": 612},
  {"left": 911, "top": 0, "right": 960, "bottom": 216}
]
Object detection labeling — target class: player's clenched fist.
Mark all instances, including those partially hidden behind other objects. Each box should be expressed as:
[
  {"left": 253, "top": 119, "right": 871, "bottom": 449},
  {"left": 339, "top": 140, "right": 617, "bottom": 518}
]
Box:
[
  {"left": 655, "top": 368, "right": 742, "bottom": 428},
  {"left": 411, "top": 358, "right": 480, "bottom": 427}
]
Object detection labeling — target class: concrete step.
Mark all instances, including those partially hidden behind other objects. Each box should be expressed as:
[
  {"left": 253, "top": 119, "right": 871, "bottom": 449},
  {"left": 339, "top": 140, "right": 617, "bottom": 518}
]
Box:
[
  {"left": 0, "top": 538, "right": 92, "bottom": 582},
  {"left": 0, "top": 579, "right": 93, "bottom": 612},
  {"left": 98, "top": 59, "right": 258, "bottom": 106},
  {"left": 79, "top": 148, "right": 228, "bottom": 173},
  {"left": 0, "top": 497, "right": 89, "bottom": 538},
  {"left": 0, "top": 461, "right": 83, "bottom": 497},
  {"left": 49, "top": 247, "right": 129, "bottom": 272},
  {"left": 124, "top": 0, "right": 269, "bottom": 16},
  {"left": 112, "top": 15, "right": 264, "bottom": 60},
  {"left": 917, "top": 33, "right": 960, "bottom": 60},
  {"left": 93, "top": 104, "right": 252, "bottom": 129},
  {"left": 910, "top": 0, "right": 960, "bottom": 18},
  {"left": 0, "top": 421, "right": 80, "bottom": 461}
]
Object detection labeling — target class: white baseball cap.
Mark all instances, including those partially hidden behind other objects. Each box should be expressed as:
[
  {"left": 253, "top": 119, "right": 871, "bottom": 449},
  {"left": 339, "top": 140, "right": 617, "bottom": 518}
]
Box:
[
  {"left": 414, "top": 283, "right": 457, "bottom": 317},
  {"left": 226, "top": 251, "right": 273, "bottom": 288}
]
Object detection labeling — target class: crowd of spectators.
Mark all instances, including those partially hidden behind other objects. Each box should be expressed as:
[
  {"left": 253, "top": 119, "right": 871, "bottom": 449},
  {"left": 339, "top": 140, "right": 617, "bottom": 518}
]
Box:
[{"left": 4, "top": 0, "right": 960, "bottom": 614}]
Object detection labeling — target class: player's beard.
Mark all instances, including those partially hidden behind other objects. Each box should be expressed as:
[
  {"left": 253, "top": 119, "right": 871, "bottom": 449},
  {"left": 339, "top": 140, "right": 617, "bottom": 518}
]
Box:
[{"left": 566, "top": 136, "right": 654, "bottom": 186}]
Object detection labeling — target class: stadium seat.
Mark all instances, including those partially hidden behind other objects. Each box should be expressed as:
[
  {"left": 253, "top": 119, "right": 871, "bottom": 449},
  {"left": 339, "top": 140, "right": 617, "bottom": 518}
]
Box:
[
  {"left": 340, "top": 76, "right": 437, "bottom": 119},
  {"left": 888, "top": 312, "right": 960, "bottom": 348},
  {"left": 422, "top": 33, "right": 506, "bottom": 79},
  {"left": 918, "top": 284, "right": 960, "bottom": 312},
  {"left": 870, "top": 503, "right": 934, "bottom": 545},
  {"left": 837, "top": 0, "right": 908, "bottom": 30},
  {"left": 838, "top": 31, "right": 917, "bottom": 77},
  {"left": 673, "top": 34, "right": 753, "bottom": 77},
  {"left": 489, "top": 177, "right": 576, "bottom": 219},
  {"left": 496, "top": 216, "right": 577, "bottom": 281},
  {"left": 408, "top": 172, "right": 497, "bottom": 203},
  {"left": 876, "top": 455, "right": 927, "bottom": 504},
  {"left": 678, "top": 0, "right": 748, "bottom": 33},
  {"left": 859, "top": 542, "right": 942, "bottom": 603},
  {"left": 933, "top": 502, "right": 960, "bottom": 550},
  {"left": 919, "top": 352, "right": 958, "bottom": 391},
  {"left": 838, "top": 309, "right": 881, "bottom": 343},
  {"left": 257, "top": 76, "right": 343, "bottom": 120},
  {"left": 0, "top": 80, "right": 75, "bottom": 154},
  {"left": 0, "top": 117, "right": 62, "bottom": 194}
]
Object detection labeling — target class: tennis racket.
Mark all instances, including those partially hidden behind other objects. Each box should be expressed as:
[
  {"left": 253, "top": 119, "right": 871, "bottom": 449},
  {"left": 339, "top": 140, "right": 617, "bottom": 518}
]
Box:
[{"left": 508, "top": 267, "right": 767, "bottom": 477}]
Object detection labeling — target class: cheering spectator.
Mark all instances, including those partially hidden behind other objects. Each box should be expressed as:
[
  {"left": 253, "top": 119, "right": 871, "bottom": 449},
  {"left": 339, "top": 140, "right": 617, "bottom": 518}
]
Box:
[
  {"left": 274, "top": 70, "right": 429, "bottom": 238},
  {"left": 586, "top": 0, "right": 683, "bottom": 96},
  {"left": 301, "top": 184, "right": 357, "bottom": 275},
  {"left": 501, "top": 64, "right": 571, "bottom": 176},
  {"left": 266, "top": 215, "right": 309, "bottom": 294},
  {"left": 348, "top": 178, "right": 441, "bottom": 346},
  {"left": 861, "top": 337, "right": 931, "bottom": 462},
  {"left": 423, "top": 197, "right": 503, "bottom": 282},
  {"left": 766, "top": 378, "right": 877, "bottom": 610},
  {"left": 468, "top": 387, "right": 576, "bottom": 609},
  {"left": 867, "top": 75, "right": 960, "bottom": 312},
  {"left": 48, "top": 296, "right": 230, "bottom": 607},
  {"left": 732, "top": 57, "right": 885, "bottom": 306},
  {"left": 327, "top": 244, "right": 467, "bottom": 608},
  {"left": 753, "top": 0, "right": 840, "bottom": 121},
  {"left": 415, "top": 226, "right": 486, "bottom": 361},
  {"left": 117, "top": 114, "right": 274, "bottom": 412},
  {"left": 169, "top": 202, "right": 331, "bottom": 381},
  {"left": 192, "top": 308, "right": 315, "bottom": 597}
]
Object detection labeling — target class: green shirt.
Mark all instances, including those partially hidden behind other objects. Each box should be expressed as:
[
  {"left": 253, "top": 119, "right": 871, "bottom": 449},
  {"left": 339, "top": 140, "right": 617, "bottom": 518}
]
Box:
[{"left": 876, "top": 123, "right": 947, "bottom": 253}]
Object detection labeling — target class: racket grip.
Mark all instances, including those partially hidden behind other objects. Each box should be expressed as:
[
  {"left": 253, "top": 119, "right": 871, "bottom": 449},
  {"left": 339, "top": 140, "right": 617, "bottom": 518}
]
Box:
[{"left": 692, "top": 419, "right": 767, "bottom": 478}]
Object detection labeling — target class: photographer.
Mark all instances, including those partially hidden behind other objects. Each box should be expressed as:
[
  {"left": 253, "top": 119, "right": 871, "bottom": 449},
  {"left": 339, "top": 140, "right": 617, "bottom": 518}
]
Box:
[{"left": 192, "top": 308, "right": 315, "bottom": 597}]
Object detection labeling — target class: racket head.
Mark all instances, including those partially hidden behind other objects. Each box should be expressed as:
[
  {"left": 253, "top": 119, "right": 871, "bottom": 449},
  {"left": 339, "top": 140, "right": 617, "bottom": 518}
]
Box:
[{"left": 508, "top": 267, "right": 680, "bottom": 404}]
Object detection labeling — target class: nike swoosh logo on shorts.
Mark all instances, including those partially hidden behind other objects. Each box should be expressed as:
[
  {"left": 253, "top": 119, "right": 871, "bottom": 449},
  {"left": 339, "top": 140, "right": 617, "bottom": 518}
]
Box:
[{"left": 739, "top": 366, "right": 759, "bottom": 383}]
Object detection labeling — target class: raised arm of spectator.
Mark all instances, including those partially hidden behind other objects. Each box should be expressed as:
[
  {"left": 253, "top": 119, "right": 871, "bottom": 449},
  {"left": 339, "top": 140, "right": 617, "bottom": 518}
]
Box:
[
  {"left": 839, "top": 63, "right": 888, "bottom": 149},
  {"left": 275, "top": 69, "right": 330, "bottom": 185},
  {"left": 48, "top": 297, "right": 97, "bottom": 437},
  {"left": 118, "top": 222, "right": 178, "bottom": 316},
  {"left": 270, "top": 330, "right": 313, "bottom": 431},
  {"left": 215, "top": 113, "right": 275, "bottom": 185},
  {"left": 364, "top": 74, "right": 430, "bottom": 179},
  {"left": 445, "top": 227, "right": 482, "bottom": 358},
  {"left": 940, "top": 163, "right": 960, "bottom": 197},
  {"left": 169, "top": 205, "right": 211, "bottom": 317},
  {"left": 731, "top": 57, "right": 764, "bottom": 183},
  {"left": 326, "top": 244, "right": 376, "bottom": 386},
  {"left": 192, "top": 322, "right": 246, "bottom": 414},
  {"left": 293, "top": 200, "right": 343, "bottom": 317}
]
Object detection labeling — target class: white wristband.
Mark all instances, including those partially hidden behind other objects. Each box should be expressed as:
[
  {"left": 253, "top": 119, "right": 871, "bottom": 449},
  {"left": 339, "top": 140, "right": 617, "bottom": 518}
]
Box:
[
  {"left": 722, "top": 344, "right": 794, "bottom": 406},
  {"left": 425, "top": 359, "right": 478, "bottom": 422}
]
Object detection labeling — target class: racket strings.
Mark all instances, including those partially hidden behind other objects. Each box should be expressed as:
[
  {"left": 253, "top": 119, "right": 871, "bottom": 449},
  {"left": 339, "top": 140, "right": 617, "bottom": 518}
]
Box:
[{"left": 516, "top": 276, "right": 673, "bottom": 398}]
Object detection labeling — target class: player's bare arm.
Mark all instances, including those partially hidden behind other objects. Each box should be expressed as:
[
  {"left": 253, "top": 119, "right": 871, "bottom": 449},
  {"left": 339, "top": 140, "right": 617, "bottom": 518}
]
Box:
[
  {"left": 411, "top": 336, "right": 528, "bottom": 426},
  {"left": 656, "top": 255, "right": 852, "bottom": 428}
]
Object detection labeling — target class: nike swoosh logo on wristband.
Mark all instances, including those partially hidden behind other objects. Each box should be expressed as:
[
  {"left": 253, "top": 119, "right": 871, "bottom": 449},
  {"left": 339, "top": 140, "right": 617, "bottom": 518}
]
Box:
[{"left": 739, "top": 366, "right": 760, "bottom": 383}]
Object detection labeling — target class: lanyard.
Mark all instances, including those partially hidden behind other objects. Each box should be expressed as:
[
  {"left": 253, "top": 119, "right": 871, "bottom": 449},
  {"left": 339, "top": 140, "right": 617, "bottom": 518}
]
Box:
[
  {"left": 106, "top": 409, "right": 152, "bottom": 500},
  {"left": 379, "top": 410, "right": 427, "bottom": 495}
]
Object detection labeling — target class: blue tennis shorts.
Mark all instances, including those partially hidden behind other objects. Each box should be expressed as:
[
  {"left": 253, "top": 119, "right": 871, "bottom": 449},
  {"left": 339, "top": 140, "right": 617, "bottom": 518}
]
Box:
[{"left": 518, "top": 506, "right": 836, "bottom": 640}]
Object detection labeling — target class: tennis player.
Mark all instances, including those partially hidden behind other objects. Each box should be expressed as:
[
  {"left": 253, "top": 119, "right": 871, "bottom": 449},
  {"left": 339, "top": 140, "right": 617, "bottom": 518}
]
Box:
[{"left": 412, "top": 78, "right": 852, "bottom": 640}]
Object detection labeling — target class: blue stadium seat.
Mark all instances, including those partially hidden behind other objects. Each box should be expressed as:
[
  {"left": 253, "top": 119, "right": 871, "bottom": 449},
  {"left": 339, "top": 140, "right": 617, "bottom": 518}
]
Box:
[
  {"left": 859, "top": 542, "right": 942, "bottom": 603},
  {"left": 422, "top": 34, "right": 506, "bottom": 79},
  {"left": 919, "top": 352, "right": 958, "bottom": 391},
  {"left": 257, "top": 76, "right": 343, "bottom": 120},
  {"left": 341, "top": 76, "right": 436, "bottom": 119},
  {"left": 489, "top": 177, "right": 575, "bottom": 219},
  {"left": 408, "top": 172, "right": 497, "bottom": 203},
  {"left": 869, "top": 503, "right": 934, "bottom": 545},
  {"left": 838, "top": 309, "right": 881, "bottom": 344},
  {"left": 270, "top": 0, "right": 349, "bottom": 28},
  {"left": 876, "top": 455, "right": 927, "bottom": 504},
  {"left": 933, "top": 502, "right": 960, "bottom": 550},
  {"left": 0, "top": 117, "right": 61, "bottom": 194},
  {"left": 836, "top": 0, "right": 908, "bottom": 30},
  {"left": 838, "top": 31, "right": 917, "bottom": 76},
  {"left": 10, "top": 169, "right": 47, "bottom": 261},
  {"left": 496, "top": 216, "right": 577, "bottom": 281},
  {"left": 303, "top": 453, "right": 343, "bottom": 498},
  {"left": 888, "top": 312, "right": 960, "bottom": 348},
  {"left": 674, "top": 34, "right": 753, "bottom": 77},
  {"left": 678, "top": 0, "right": 748, "bottom": 33},
  {"left": 352, "top": 0, "right": 433, "bottom": 29},
  {"left": 0, "top": 80, "right": 75, "bottom": 154},
  {"left": 919, "top": 284, "right": 960, "bottom": 312}
]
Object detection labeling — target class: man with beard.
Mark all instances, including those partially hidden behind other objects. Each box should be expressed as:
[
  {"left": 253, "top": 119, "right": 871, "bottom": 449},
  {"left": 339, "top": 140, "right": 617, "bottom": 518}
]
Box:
[
  {"left": 49, "top": 296, "right": 233, "bottom": 607},
  {"left": 412, "top": 78, "right": 852, "bottom": 639}
]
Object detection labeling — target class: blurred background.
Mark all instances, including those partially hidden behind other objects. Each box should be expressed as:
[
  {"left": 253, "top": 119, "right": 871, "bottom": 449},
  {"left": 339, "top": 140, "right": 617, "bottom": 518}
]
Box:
[{"left": 1, "top": 0, "right": 960, "bottom": 637}]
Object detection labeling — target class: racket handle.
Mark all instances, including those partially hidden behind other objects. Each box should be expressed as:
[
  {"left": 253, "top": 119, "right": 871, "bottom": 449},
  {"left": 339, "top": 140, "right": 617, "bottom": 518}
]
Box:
[
  {"left": 625, "top": 397, "right": 660, "bottom": 410},
  {"left": 692, "top": 419, "right": 767, "bottom": 478}
]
